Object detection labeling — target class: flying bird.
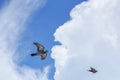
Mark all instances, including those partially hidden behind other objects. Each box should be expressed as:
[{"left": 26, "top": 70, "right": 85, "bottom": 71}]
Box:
[
  {"left": 31, "top": 42, "right": 48, "bottom": 60},
  {"left": 88, "top": 67, "right": 97, "bottom": 73}
]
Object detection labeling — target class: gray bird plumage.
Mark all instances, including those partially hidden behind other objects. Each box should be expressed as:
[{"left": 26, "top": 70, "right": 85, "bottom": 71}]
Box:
[
  {"left": 31, "top": 42, "right": 48, "bottom": 60},
  {"left": 88, "top": 67, "right": 97, "bottom": 73}
]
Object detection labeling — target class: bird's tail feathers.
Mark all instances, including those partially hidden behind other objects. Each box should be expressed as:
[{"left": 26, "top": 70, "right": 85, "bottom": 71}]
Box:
[{"left": 31, "top": 53, "right": 37, "bottom": 56}]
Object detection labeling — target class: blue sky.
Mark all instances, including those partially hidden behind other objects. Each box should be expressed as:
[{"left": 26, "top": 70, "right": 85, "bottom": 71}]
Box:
[
  {"left": 0, "top": 0, "right": 85, "bottom": 80},
  {"left": 19, "top": 0, "right": 85, "bottom": 79},
  {"left": 0, "top": 0, "right": 120, "bottom": 80},
  {"left": 18, "top": 0, "right": 85, "bottom": 79}
]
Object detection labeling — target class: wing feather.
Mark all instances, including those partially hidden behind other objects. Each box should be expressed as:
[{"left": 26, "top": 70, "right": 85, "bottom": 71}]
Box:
[
  {"left": 33, "top": 42, "right": 44, "bottom": 52},
  {"left": 41, "top": 53, "right": 47, "bottom": 60}
]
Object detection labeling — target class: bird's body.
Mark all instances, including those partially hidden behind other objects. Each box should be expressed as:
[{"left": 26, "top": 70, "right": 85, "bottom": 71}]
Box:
[
  {"left": 31, "top": 42, "right": 48, "bottom": 60},
  {"left": 88, "top": 67, "right": 97, "bottom": 73}
]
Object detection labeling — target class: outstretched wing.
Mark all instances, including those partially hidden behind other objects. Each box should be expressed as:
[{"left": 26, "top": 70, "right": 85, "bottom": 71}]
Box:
[
  {"left": 33, "top": 42, "right": 44, "bottom": 52},
  {"left": 90, "top": 67, "right": 95, "bottom": 70},
  {"left": 90, "top": 67, "right": 97, "bottom": 73},
  {"left": 41, "top": 53, "right": 47, "bottom": 60}
]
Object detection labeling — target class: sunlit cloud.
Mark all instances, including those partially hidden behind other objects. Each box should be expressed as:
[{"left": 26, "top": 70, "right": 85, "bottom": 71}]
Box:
[{"left": 51, "top": 0, "right": 120, "bottom": 80}]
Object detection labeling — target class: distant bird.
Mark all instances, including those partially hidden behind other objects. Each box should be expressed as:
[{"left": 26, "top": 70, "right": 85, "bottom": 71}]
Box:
[
  {"left": 88, "top": 67, "right": 97, "bottom": 73},
  {"left": 31, "top": 42, "right": 48, "bottom": 60}
]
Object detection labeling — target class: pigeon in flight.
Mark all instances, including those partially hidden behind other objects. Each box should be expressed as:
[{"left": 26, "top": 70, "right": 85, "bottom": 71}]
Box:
[
  {"left": 88, "top": 67, "right": 97, "bottom": 73},
  {"left": 31, "top": 42, "right": 48, "bottom": 60}
]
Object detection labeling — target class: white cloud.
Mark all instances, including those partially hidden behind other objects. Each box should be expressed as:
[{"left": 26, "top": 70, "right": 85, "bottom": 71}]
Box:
[
  {"left": 51, "top": 0, "right": 120, "bottom": 80},
  {"left": 0, "top": 0, "right": 49, "bottom": 80}
]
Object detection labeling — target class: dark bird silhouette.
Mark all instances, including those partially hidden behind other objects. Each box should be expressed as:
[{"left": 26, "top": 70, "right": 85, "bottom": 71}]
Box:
[
  {"left": 88, "top": 67, "right": 97, "bottom": 73},
  {"left": 31, "top": 42, "right": 48, "bottom": 60}
]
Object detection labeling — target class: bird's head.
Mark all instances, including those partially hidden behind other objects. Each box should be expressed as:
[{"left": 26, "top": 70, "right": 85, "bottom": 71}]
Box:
[{"left": 45, "top": 50, "right": 48, "bottom": 53}]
